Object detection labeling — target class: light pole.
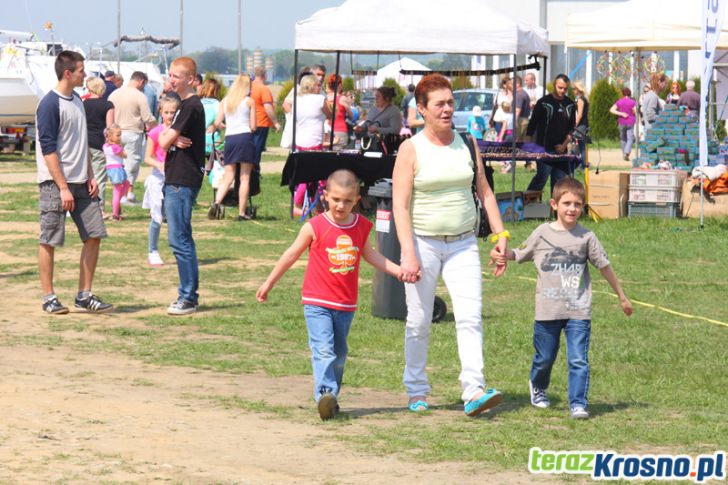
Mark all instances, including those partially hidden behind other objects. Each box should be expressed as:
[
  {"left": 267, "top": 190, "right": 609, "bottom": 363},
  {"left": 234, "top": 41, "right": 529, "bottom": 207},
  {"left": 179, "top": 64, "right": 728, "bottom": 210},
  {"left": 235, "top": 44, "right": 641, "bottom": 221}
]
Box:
[{"left": 238, "top": 0, "right": 242, "bottom": 73}]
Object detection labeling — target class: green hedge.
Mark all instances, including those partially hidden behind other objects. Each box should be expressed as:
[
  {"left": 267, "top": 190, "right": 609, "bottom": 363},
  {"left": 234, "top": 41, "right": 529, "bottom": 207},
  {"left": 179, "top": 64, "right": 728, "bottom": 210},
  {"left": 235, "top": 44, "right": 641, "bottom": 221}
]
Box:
[{"left": 589, "top": 78, "right": 621, "bottom": 141}]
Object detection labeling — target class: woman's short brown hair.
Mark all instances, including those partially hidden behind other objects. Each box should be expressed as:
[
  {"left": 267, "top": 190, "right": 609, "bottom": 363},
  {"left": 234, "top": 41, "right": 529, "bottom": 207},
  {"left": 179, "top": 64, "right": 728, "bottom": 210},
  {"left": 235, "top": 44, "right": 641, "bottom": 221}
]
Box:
[{"left": 414, "top": 74, "right": 452, "bottom": 107}]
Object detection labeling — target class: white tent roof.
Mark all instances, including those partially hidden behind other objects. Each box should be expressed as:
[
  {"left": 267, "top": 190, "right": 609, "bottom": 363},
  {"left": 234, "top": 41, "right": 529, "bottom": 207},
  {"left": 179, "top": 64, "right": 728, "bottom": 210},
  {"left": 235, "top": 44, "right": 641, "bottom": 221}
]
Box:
[
  {"left": 295, "top": 0, "right": 549, "bottom": 56},
  {"left": 375, "top": 57, "right": 429, "bottom": 88},
  {"left": 566, "top": 0, "right": 728, "bottom": 51}
]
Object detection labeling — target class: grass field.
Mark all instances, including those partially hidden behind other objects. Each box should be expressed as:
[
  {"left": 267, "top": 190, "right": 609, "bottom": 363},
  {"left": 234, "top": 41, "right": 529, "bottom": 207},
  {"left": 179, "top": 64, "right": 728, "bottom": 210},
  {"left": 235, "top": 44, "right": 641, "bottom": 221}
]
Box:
[{"left": 1, "top": 151, "right": 726, "bottom": 471}]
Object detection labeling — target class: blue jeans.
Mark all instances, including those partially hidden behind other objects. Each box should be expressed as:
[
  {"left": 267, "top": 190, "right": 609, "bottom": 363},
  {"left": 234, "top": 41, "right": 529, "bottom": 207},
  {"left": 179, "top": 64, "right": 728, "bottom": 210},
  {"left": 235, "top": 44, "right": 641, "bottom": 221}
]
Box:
[
  {"left": 304, "top": 305, "right": 355, "bottom": 402},
  {"left": 526, "top": 159, "right": 571, "bottom": 196},
  {"left": 620, "top": 124, "right": 635, "bottom": 157},
  {"left": 163, "top": 184, "right": 200, "bottom": 305},
  {"left": 530, "top": 319, "right": 591, "bottom": 409},
  {"left": 148, "top": 219, "right": 161, "bottom": 253},
  {"left": 251, "top": 127, "right": 269, "bottom": 166}
]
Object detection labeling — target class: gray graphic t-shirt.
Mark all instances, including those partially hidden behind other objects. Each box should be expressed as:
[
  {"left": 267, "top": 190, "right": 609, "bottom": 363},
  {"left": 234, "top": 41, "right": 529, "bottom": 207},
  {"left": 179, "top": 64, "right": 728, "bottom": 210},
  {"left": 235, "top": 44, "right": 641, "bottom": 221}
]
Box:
[{"left": 513, "top": 223, "right": 610, "bottom": 321}]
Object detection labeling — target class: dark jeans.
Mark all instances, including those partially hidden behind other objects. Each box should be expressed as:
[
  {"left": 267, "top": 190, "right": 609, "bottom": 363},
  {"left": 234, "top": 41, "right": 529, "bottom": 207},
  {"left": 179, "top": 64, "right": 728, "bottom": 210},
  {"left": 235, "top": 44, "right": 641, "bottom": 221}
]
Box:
[
  {"left": 526, "top": 159, "right": 570, "bottom": 196},
  {"left": 251, "top": 127, "right": 270, "bottom": 166}
]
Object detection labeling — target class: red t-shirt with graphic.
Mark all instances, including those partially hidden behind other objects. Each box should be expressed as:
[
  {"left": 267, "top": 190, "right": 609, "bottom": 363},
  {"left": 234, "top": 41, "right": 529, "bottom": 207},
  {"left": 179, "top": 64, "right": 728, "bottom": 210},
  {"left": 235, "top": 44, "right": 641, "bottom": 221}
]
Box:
[{"left": 301, "top": 212, "right": 373, "bottom": 311}]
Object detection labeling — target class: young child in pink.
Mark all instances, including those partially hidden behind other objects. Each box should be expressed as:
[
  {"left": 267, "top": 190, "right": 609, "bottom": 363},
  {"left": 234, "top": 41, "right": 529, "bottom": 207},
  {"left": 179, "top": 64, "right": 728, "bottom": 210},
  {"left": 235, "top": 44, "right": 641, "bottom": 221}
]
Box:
[
  {"left": 103, "top": 124, "right": 129, "bottom": 220},
  {"left": 257, "top": 169, "right": 405, "bottom": 421},
  {"left": 142, "top": 95, "right": 181, "bottom": 266}
]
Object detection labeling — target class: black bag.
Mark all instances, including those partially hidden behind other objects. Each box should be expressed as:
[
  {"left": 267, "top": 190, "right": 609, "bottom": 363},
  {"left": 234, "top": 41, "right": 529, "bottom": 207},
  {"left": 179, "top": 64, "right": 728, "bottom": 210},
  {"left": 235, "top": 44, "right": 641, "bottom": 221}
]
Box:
[{"left": 461, "top": 133, "right": 493, "bottom": 239}]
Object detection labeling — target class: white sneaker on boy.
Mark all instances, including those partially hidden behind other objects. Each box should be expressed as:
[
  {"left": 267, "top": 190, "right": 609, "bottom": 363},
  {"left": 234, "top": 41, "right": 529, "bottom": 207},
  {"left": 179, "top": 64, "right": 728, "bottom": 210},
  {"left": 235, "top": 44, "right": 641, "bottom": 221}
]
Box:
[{"left": 529, "top": 380, "right": 551, "bottom": 409}]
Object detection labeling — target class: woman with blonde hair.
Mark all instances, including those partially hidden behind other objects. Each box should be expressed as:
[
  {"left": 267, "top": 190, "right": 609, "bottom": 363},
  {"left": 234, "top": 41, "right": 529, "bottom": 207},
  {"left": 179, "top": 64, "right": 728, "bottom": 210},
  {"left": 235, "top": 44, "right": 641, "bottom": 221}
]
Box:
[
  {"left": 208, "top": 74, "right": 257, "bottom": 220},
  {"left": 572, "top": 80, "right": 590, "bottom": 169}
]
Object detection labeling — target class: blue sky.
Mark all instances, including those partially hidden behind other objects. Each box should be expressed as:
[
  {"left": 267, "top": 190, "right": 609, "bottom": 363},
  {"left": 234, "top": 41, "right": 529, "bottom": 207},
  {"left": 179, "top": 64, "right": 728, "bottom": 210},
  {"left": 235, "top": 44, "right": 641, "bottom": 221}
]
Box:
[{"left": 2, "top": 0, "right": 343, "bottom": 53}]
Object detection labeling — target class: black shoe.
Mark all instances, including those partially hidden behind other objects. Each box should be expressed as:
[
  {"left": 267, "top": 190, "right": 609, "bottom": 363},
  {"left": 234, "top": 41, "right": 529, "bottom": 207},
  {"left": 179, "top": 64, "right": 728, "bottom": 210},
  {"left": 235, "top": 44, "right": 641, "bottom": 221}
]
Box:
[
  {"left": 42, "top": 297, "right": 69, "bottom": 315},
  {"left": 167, "top": 299, "right": 197, "bottom": 315},
  {"left": 237, "top": 214, "right": 252, "bottom": 221},
  {"left": 74, "top": 293, "right": 113, "bottom": 313},
  {"left": 207, "top": 203, "right": 222, "bottom": 220},
  {"left": 317, "top": 393, "right": 338, "bottom": 421}
]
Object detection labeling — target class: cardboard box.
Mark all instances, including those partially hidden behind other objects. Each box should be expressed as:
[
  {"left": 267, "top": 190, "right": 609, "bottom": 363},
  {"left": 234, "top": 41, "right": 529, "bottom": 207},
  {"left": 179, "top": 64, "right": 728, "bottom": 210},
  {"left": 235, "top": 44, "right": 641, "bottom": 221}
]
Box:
[
  {"left": 587, "top": 171, "right": 629, "bottom": 219},
  {"left": 680, "top": 180, "right": 728, "bottom": 218}
]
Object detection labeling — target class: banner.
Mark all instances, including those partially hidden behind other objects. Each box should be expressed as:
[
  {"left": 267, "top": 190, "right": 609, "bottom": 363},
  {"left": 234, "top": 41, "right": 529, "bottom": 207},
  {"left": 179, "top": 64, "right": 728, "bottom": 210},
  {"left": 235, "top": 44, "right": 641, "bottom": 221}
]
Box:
[{"left": 700, "top": 0, "right": 727, "bottom": 166}]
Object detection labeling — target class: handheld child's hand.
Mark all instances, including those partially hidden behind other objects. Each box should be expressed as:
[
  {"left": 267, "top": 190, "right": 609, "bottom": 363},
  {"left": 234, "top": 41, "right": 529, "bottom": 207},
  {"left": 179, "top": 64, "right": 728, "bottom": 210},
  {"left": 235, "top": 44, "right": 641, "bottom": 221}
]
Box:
[
  {"left": 256, "top": 284, "right": 270, "bottom": 302},
  {"left": 620, "top": 296, "right": 633, "bottom": 316},
  {"left": 120, "top": 150, "right": 127, "bottom": 159},
  {"left": 488, "top": 246, "right": 508, "bottom": 277}
]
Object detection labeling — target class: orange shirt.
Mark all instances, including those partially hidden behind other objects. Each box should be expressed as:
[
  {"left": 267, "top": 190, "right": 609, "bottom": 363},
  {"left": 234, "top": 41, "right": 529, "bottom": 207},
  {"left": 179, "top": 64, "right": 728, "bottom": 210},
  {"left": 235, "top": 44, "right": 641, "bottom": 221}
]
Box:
[{"left": 250, "top": 79, "right": 274, "bottom": 128}]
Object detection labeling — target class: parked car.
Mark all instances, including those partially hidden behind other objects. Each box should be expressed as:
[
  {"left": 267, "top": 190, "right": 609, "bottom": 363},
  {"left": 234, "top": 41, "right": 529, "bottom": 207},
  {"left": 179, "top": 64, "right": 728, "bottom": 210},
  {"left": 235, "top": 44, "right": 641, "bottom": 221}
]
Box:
[{"left": 452, "top": 88, "right": 498, "bottom": 132}]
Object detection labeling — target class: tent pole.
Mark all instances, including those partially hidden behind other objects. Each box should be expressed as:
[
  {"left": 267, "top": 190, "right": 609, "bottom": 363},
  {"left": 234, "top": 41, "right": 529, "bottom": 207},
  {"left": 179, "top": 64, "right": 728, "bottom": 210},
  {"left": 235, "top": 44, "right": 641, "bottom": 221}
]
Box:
[
  {"left": 511, "top": 54, "right": 517, "bottom": 216},
  {"left": 634, "top": 51, "right": 641, "bottom": 167},
  {"left": 329, "top": 51, "right": 341, "bottom": 151},
  {"left": 542, "top": 56, "right": 548, "bottom": 99},
  {"left": 293, "top": 49, "right": 299, "bottom": 153}
]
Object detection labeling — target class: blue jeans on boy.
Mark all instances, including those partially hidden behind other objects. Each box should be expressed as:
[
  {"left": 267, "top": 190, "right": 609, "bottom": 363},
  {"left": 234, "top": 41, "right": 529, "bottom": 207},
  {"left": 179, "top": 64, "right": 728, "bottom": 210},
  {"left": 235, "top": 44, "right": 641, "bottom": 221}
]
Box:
[
  {"left": 164, "top": 184, "right": 200, "bottom": 305},
  {"left": 303, "top": 305, "right": 355, "bottom": 402},
  {"left": 530, "top": 319, "right": 591, "bottom": 409}
]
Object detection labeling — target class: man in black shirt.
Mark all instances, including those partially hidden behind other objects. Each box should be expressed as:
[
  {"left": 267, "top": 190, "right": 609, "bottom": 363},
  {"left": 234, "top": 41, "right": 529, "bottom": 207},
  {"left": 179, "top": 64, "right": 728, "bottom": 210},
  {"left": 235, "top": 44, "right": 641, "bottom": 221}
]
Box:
[
  {"left": 525, "top": 74, "right": 576, "bottom": 195},
  {"left": 159, "top": 57, "right": 206, "bottom": 315}
]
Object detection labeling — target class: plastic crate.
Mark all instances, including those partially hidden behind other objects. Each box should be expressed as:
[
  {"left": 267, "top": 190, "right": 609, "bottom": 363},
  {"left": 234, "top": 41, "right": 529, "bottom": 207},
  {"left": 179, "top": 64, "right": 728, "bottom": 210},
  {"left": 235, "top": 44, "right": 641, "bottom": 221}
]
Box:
[
  {"left": 629, "top": 185, "right": 681, "bottom": 203},
  {"left": 629, "top": 170, "right": 686, "bottom": 188},
  {"left": 628, "top": 202, "right": 679, "bottom": 218}
]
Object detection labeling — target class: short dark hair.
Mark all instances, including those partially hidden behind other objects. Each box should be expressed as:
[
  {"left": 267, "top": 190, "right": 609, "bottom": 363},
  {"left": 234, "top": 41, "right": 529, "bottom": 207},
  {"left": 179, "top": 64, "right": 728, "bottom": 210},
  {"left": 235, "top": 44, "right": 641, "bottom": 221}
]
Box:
[
  {"left": 552, "top": 177, "right": 585, "bottom": 204},
  {"left": 55, "top": 50, "right": 84, "bottom": 80},
  {"left": 621, "top": 87, "right": 632, "bottom": 97},
  {"left": 554, "top": 73, "right": 570, "bottom": 85},
  {"left": 130, "top": 71, "right": 147, "bottom": 82}
]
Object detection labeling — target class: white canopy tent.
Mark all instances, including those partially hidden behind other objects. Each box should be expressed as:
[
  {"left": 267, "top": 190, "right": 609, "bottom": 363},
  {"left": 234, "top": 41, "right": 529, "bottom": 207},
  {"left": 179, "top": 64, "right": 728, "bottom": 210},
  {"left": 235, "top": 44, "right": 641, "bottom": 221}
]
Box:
[
  {"left": 566, "top": 0, "right": 728, "bottom": 225},
  {"left": 374, "top": 58, "right": 430, "bottom": 90},
  {"left": 566, "top": 0, "right": 728, "bottom": 51},
  {"left": 292, "top": 0, "right": 550, "bottom": 205},
  {"left": 295, "top": 0, "right": 549, "bottom": 56}
]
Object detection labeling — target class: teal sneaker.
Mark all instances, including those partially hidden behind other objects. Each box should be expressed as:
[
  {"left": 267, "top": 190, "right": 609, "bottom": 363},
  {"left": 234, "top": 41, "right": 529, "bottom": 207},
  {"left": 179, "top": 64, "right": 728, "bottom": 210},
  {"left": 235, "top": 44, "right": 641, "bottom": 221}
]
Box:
[{"left": 464, "top": 388, "right": 503, "bottom": 417}]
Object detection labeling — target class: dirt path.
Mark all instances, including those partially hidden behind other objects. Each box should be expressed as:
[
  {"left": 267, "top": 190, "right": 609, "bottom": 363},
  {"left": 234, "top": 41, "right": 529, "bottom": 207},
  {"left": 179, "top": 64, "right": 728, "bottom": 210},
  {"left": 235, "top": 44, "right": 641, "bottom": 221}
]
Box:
[{"left": 0, "top": 215, "right": 553, "bottom": 483}]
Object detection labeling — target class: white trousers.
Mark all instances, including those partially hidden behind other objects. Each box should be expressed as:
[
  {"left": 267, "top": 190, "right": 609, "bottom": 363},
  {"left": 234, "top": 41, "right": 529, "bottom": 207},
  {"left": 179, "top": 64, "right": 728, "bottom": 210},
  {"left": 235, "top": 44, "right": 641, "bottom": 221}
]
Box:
[{"left": 403, "top": 233, "right": 486, "bottom": 402}]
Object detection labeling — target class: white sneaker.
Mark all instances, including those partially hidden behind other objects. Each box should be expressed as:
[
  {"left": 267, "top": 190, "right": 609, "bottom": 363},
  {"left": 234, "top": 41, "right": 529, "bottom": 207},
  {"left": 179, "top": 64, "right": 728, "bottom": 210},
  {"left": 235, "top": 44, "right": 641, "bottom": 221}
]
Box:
[
  {"left": 570, "top": 406, "right": 590, "bottom": 419},
  {"left": 127, "top": 192, "right": 136, "bottom": 203},
  {"left": 148, "top": 251, "right": 164, "bottom": 266},
  {"left": 529, "top": 380, "right": 551, "bottom": 409}
]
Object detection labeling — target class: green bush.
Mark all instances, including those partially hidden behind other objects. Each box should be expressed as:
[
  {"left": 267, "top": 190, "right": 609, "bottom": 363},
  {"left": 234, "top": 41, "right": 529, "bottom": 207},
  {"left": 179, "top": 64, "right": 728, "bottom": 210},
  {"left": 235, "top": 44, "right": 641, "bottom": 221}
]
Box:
[
  {"left": 452, "top": 75, "right": 474, "bottom": 90},
  {"left": 276, "top": 79, "right": 294, "bottom": 122},
  {"left": 381, "top": 78, "right": 405, "bottom": 108},
  {"left": 589, "top": 78, "right": 621, "bottom": 141}
]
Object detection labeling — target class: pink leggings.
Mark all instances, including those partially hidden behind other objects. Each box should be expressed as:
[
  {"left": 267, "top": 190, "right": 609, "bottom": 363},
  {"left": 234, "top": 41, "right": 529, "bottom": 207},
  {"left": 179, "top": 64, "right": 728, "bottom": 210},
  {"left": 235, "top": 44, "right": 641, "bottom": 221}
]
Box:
[{"left": 111, "top": 181, "right": 130, "bottom": 217}]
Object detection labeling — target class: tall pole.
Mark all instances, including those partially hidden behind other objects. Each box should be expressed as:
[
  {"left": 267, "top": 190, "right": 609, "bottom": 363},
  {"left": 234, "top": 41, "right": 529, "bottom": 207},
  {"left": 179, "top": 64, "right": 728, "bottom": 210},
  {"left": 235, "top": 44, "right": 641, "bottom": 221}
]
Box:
[
  {"left": 179, "top": 0, "right": 184, "bottom": 56},
  {"left": 237, "top": 0, "right": 242, "bottom": 73},
  {"left": 116, "top": 0, "right": 121, "bottom": 73}
]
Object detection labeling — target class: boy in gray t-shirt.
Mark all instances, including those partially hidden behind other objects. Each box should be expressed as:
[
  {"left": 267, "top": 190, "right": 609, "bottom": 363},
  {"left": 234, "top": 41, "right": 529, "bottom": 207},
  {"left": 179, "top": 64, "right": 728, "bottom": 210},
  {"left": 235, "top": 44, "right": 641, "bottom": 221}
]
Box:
[{"left": 491, "top": 177, "right": 632, "bottom": 419}]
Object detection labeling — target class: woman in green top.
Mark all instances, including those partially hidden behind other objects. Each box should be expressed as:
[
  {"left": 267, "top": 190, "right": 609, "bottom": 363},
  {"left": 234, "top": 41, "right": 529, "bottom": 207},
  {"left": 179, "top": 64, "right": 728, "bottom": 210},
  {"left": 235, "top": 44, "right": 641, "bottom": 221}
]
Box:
[{"left": 392, "top": 73, "right": 509, "bottom": 417}]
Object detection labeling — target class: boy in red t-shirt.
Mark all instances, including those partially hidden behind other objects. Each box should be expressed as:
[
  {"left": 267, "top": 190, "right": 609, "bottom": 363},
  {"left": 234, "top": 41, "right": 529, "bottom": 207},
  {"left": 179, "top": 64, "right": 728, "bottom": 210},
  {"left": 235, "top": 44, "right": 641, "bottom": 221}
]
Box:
[{"left": 257, "top": 169, "right": 404, "bottom": 420}]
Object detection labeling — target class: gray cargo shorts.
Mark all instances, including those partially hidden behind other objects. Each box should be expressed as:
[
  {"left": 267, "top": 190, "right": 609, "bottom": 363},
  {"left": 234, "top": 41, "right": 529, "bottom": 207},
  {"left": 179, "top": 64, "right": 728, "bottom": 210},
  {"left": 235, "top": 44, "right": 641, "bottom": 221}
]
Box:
[{"left": 39, "top": 181, "right": 107, "bottom": 247}]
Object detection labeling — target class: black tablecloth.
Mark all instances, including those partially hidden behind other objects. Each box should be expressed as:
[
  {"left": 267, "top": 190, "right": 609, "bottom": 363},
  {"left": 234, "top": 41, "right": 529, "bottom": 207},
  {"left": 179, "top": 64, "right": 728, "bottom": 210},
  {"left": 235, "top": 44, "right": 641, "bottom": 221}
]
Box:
[{"left": 280, "top": 150, "right": 396, "bottom": 187}]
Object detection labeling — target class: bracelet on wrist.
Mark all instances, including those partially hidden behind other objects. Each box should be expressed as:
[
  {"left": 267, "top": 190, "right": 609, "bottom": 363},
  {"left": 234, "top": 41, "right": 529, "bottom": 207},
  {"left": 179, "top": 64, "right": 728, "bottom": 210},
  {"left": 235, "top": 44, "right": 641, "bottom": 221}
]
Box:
[{"left": 489, "top": 230, "right": 511, "bottom": 244}]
